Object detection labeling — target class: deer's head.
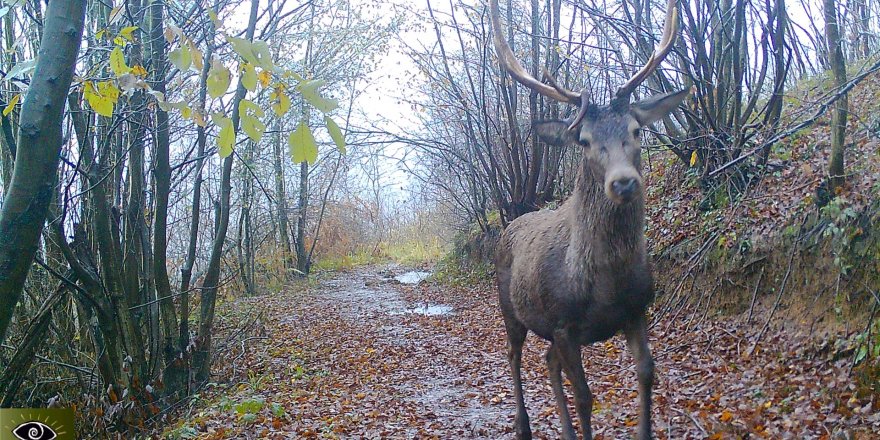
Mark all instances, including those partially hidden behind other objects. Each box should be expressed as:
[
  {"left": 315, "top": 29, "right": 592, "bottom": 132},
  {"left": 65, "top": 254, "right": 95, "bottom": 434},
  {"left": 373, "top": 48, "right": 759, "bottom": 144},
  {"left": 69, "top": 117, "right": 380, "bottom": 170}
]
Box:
[{"left": 490, "top": 0, "right": 689, "bottom": 205}]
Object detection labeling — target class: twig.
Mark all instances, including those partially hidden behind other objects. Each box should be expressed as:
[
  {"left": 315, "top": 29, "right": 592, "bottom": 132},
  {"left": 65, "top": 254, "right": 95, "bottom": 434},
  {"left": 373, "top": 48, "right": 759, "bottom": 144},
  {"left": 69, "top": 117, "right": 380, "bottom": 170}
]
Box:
[
  {"left": 672, "top": 407, "right": 708, "bottom": 437},
  {"left": 748, "top": 230, "right": 800, "bottom": 356},
  {"left": 746, "top": 267, "right": 765, "bottom": 325},
  {"left": 709, "top": 57, "right": 880, "bottom": 178}
]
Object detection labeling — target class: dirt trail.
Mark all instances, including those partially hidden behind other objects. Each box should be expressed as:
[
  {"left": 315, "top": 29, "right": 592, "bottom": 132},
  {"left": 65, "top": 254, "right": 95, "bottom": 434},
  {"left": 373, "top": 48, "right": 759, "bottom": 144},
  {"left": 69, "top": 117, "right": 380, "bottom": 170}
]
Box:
[{"left": 186, "top": 266, "right": 878, "bottom": 439}]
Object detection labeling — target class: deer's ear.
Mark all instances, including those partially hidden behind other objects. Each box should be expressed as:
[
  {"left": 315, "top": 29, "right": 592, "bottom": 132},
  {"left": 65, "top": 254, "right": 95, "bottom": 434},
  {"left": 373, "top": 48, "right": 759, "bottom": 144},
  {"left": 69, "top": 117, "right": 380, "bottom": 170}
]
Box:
[
  {"left": 630, "top": 88, "right": 690, "bottom": 126},
  {"left": 534, "top": 120, "right": 578, "bottom": 147}
]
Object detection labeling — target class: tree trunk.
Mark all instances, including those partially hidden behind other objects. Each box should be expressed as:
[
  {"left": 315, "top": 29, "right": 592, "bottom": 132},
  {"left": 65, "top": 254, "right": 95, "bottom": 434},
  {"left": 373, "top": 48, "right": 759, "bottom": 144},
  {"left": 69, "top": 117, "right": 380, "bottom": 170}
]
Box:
[
  {"left": 193, "top": 0, "right": 259, "bottom": 383},
  {"left": 272, "top": 119, "right": 294, "bottom": 274},
  {"left": 148, "top": 0, "right": 178, "bottom": 364},
  {"left": 179, "top": 15, "right": 214, "bottom": 354},
  {"left": 824, "top": 0, "right": 848, "bottom": 191},
  {"left": 0, "top": 0, "right": 86, "bottom": 344}
]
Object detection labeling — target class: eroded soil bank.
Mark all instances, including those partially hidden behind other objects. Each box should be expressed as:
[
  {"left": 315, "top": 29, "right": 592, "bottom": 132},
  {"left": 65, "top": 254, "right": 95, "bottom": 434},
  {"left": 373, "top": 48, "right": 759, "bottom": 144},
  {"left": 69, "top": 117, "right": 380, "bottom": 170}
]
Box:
[{"left": 175, "top": 266, "right": 879, "bottom": 439}]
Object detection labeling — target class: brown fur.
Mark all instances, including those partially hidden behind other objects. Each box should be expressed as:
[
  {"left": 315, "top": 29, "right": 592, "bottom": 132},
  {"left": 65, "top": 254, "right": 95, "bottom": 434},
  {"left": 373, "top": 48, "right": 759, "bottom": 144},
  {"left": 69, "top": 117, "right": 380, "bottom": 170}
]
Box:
[{"left": 495, "top": 91, "right": 688, "bottom": 440}]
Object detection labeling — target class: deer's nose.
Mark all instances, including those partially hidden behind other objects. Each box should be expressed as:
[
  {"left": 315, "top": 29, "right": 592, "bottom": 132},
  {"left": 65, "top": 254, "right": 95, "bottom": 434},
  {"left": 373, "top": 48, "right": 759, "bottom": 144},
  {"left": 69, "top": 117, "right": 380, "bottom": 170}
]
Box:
[{"left": 612, "top": 177, "right": 638, "bottom": 198}]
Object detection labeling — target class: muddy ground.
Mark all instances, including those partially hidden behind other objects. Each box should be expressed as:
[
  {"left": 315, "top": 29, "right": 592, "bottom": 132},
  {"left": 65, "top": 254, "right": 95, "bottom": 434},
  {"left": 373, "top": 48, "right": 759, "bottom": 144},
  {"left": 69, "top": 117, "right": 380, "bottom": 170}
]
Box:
[{"left": 177, "top": 266, "right": 879, "bottom": 439}]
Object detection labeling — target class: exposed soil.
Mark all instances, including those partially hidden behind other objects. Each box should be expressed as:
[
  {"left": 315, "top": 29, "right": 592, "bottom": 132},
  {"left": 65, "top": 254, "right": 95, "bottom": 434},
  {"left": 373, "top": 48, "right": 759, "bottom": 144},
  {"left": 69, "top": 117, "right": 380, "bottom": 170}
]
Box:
[{"left": 179, "top": 266, "right": 880, "bottom": 439}]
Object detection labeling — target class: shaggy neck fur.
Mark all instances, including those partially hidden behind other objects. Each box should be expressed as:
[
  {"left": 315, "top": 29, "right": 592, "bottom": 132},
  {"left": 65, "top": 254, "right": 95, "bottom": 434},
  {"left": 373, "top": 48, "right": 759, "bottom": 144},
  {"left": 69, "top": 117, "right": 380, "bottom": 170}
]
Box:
[{"left": 565, "top": 155, "right": 646, "bottom": 281}]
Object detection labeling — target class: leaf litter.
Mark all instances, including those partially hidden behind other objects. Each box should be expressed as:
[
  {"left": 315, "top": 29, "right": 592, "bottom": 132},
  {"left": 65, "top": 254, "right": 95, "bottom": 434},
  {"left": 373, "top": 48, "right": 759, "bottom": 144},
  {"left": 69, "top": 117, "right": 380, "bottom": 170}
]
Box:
[{"left": 173, "top": 266, "right": 879, "bottom": 439}]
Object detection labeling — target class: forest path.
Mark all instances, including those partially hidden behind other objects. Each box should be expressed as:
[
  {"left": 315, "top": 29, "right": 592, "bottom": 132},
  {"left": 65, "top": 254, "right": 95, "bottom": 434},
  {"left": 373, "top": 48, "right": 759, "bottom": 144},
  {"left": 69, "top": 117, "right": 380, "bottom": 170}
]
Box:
[{"left": 185, "top": 266, "right": 877, "bottom": 439}]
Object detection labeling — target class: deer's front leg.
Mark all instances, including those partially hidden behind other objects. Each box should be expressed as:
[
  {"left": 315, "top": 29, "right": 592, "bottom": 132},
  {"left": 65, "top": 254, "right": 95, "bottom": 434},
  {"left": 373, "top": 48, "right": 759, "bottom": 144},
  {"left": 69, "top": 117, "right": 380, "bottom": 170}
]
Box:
[
  {"left": 553, "top": 328, "right": 592, "bottom": 440},
  {"left": 624, "top": 316, "right": 654, "bottom": 440}
]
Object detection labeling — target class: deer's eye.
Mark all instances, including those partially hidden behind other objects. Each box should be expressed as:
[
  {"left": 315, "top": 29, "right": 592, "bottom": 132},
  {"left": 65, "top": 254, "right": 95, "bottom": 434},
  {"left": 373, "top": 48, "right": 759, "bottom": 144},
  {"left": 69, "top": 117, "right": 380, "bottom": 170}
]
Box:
[
  {"left": 632, "top": 128, "right": 640, "bottom": 137},
  {"left": 577, "top": 138, "right": 590, "bottom": 148}
]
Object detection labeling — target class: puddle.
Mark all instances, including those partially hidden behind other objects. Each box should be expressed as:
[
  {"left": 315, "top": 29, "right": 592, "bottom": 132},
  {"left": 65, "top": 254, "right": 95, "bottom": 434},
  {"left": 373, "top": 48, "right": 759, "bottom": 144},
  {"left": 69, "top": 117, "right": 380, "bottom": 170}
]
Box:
[
  {"left": 393, "top": 303, "right": 454, "bottom": 316},
  {"left": 394, "top": 271, "right": 431, "bottom": 284}
]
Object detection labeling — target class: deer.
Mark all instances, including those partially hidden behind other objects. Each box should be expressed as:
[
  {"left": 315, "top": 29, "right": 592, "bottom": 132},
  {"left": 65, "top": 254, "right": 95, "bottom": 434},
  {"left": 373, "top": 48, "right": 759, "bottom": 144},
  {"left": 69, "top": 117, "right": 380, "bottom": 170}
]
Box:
[{"left": 490, "top": 0, "right": 689, "bottom": 439}]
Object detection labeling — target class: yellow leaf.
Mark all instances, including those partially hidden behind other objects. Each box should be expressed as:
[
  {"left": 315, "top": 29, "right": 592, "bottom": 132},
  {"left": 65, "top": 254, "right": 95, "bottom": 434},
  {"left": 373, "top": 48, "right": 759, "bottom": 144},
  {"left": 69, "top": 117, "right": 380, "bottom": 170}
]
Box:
[
  {"left": 297, "top": 79, "right": 337, "bottom": 113},
  {"left": 207, "top": 60, "right": 231, "bottom": 98},
  {"left": 181, "top": 106, "right": 192, "bottom": 119},
  {"left": 119, "top": 26, "right": 138, "bottom": 41},
  {"left": 3, "top": 94, "right": 20, "bottom": 117},
  {"left": 258, "top": 70, "right": 271, "bottom": 88},
  {"left": 98, "top": 81, "right": 120, "bottom": 101},
  {"left": 188, "top": 41, "right": 204, "bottom": 71},
  {"left": 270, "top": 86, "right": 290, "bottom": 117},
  {"left": 324, "top": 116, "right": 346, "bottom": 154},
  {"left": 84, "top": 81, "right": 115, "bottom": 117},
  {"left": 225, "top": 35, "right": 273, "bottom": 70},
  {"left": 130, "top": 65, "right": 148, "bottom": 77},
  {"left": 241, "top": 63, "right": 257, "bottom": 91},
  {"left": 238, "top": 99, "right": 265, "bottom": 142},
  {"left": 110, "top": 46, "right": 131, "bottom": 76},
  {"left": 689, "top": 150, "right": 698, "bottom": 167},
  {"left": 719, "top": 410, "right": 733, "bottom": 422},
  {"left": 169, "top": 44, "right": 191, "bottom": 71},
  {"left": 211, "top": 113, "right": 234, "bottom": 158},
  {"left": 288, "top": 120, "right": 317, "bottom": 165},
  {"left": 113, "top": 36, "right": 126, "bottom": 47}
]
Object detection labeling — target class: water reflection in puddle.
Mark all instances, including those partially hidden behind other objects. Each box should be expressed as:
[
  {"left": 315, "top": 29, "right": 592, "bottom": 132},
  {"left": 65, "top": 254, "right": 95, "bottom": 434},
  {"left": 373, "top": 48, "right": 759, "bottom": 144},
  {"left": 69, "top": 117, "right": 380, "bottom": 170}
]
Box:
[
  {"left": 403, "top": 304, "right": 453, "bottom": 316},
  {"left": 394, "top": 271, "right": 432, "bottom": 284}
]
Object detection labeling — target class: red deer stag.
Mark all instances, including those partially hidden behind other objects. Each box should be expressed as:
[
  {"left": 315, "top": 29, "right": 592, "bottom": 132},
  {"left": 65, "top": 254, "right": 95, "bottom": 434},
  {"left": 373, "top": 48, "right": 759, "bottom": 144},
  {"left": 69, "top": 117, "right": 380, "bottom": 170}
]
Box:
[{"left": 491, "top": 0, "right": 688, "bottom": 438}]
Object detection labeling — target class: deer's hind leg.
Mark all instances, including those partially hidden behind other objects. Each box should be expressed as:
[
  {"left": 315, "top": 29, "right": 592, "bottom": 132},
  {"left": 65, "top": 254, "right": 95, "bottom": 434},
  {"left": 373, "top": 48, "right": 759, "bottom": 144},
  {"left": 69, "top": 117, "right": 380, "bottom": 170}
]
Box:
[{"left": 503, "top": 316, "right": 532, "bottom": 440}]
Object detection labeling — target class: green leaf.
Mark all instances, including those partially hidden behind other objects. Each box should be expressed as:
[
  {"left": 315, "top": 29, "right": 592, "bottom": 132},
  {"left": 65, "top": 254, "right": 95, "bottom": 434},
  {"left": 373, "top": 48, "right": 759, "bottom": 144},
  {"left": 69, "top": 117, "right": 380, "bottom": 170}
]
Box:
[
  {"left": 238, "top": 99, "right": 265, "bottom": 118},
  {"left": 297, "top": 79, "right": 338, "bottom": 113},
  {"left": 250, "top": 40, "right": 274, "bottom": 71},
  {"left": 288, "top": 120, "right": 318, "bottom": 165},
  {"left": 225, "top": 35, "right": 274, "bottom": 70},
  {"left": 241, "top": 63, "right": 257, "bottom": 92},
  {"left": 211, "top": 113, "right": 235, "bottom": 158},
  {"left": 238, "top": 99, "right": 265, "bottom": 142},
  {"left": 207, "top": 60, "right": 231, "bottom": 98},
  {"left": 226, "top": 35, "right": 259, "bottom": 65},
  {"left": 109, "top": 46, "right": 131, "bottom": 76},
  {"left": 169, "top": 44, "right": 192, "bottom": 72},
  {"left": 324, "top": 116, "right": 346, "bottom": 154}
]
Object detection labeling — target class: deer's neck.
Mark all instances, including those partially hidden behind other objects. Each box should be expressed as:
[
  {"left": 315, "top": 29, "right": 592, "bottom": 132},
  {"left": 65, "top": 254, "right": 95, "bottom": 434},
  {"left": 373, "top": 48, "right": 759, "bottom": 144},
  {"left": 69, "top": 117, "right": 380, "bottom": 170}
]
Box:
[{"left": 566, "top": 160, "right": 646, "bottom": 271}]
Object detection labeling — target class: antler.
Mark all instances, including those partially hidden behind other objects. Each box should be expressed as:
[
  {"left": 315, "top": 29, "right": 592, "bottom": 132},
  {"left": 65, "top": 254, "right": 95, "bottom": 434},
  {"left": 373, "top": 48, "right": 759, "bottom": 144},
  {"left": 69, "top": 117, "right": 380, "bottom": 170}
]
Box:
[
  {"left": 615, "top": 0, "right": 679, "bottom": 100},
  {"left": 489, "top": 0, "right": 581, "bottom": 105}
]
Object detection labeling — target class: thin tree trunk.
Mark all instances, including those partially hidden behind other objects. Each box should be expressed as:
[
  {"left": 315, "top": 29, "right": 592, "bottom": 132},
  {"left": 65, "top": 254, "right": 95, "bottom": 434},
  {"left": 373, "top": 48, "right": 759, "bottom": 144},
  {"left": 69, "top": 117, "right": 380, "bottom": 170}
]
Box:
[
  {"left": 179, "top": 14, "right": 214, "bottom": 353},
  {"left": 148, "top": 0, "right": 179, "bottom": 366},
  {"left": 0, "top": 0, "right": 85, "bottom": 344},
  {"left": 824, "top": 0, "right": 848, "bottom": 191},
  {"left": 194, "top": 0, "right": 259, "bottom": 383},
  {"left": 272, "top": 119, "right": 294, "bottom": 273}
]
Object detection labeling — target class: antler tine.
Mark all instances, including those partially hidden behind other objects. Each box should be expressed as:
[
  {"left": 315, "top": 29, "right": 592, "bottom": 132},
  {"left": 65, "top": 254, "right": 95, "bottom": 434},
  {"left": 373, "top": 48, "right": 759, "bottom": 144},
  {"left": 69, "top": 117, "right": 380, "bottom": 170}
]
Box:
[
  {"left": 490, "top": 0, "right": 581, "bottom": 105},
  {"left": 615, "top": 0, "right": 679, "bottom": 100}
]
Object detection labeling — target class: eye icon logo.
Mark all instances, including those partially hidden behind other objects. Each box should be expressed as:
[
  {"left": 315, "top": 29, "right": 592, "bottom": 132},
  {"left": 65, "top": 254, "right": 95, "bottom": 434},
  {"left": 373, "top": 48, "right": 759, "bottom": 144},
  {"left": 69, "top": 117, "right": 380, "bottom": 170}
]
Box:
[
  {"left": 13, "top": 421, "right": 57, "bottom": 440},
  {"left": 0, "top": 409, "right": 73, "bottom": 440}
]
